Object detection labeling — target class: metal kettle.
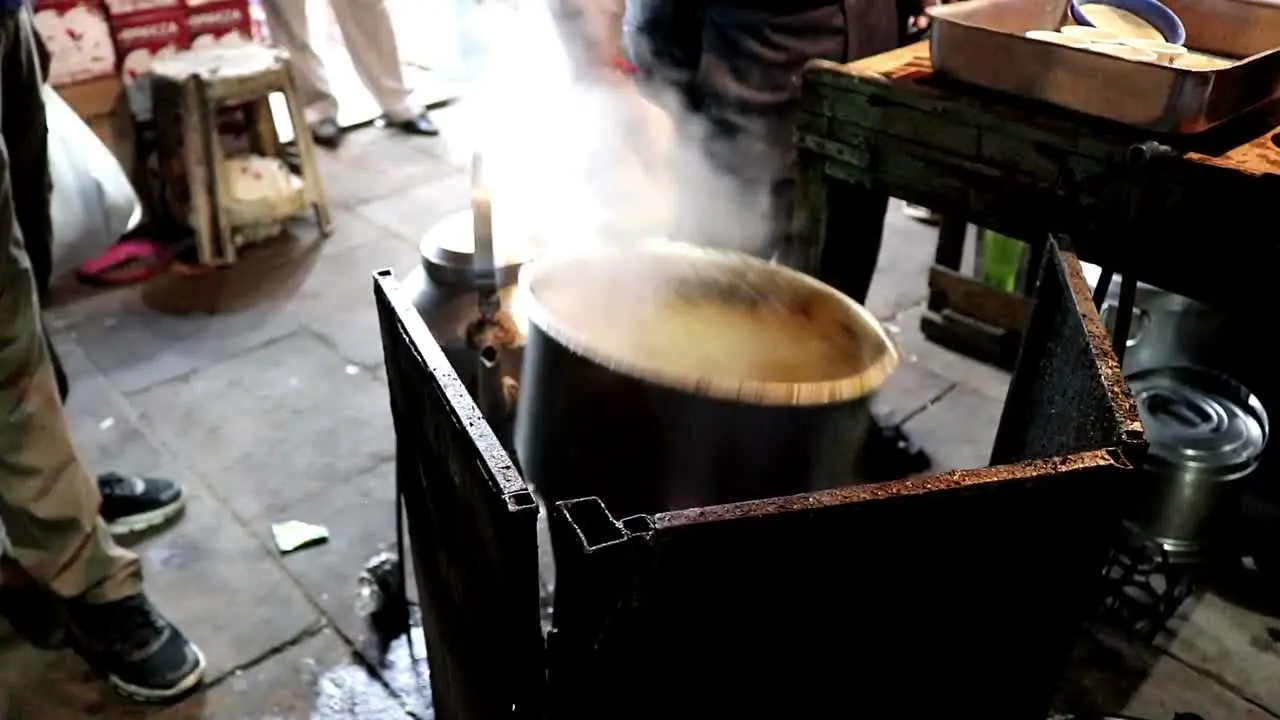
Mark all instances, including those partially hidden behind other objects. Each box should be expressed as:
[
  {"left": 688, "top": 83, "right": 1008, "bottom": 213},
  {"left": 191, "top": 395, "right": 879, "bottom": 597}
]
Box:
[{"left": 400, "top": 154, "right": 530, "bottom": 429}]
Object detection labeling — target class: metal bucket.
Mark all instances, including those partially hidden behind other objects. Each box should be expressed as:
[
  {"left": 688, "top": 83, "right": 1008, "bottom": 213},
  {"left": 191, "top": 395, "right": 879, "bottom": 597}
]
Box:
[
  {"left": 1125, "top": 366, "right": 1269, "bottom": 563},
  {"left": 514, "top": 241, "right": 899, "bottom": 517}
]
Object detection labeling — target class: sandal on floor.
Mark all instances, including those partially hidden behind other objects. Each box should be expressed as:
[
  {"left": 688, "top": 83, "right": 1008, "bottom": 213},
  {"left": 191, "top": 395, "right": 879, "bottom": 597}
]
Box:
[{"left": 76, "top": 239, "right": 173, "bottom": 288}]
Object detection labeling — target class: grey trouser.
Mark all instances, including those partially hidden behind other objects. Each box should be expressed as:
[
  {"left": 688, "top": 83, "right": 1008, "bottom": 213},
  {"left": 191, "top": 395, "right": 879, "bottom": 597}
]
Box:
[
  {"left": 0, "top": 6, "right": 141, "bottom": 603},
  {"left": 262, "top": 0, "right": 417, "bottom": 123},
  {"left": 633, "top": 0, "right": 898, "bottom": 303}
]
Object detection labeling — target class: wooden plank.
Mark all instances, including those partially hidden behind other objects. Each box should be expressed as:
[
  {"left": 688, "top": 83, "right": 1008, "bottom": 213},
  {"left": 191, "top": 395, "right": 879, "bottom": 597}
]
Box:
[
  {"left": 795, "top": 132, "right": 869, "bottom": 168},
  {"left": 823, "top": 95, "right": 981, "bottom": 157},
  {"left": 812, "top": 79, "right": 1127, "bottom": 162},
  {"left": 805, "top": 41, "right": 1280, "bottom": 178},
  {"left": 921, "top": 308, "right": 1018, "bottom": 370},
  {"left": 794, "top": 111, "right": 829, "bottom": 138},
  {"left": 807, "top": 46, "right": 1131, "bottom": 159},
  {"left": 929, "top": 265, "right": 1032, "bottom": 333}
]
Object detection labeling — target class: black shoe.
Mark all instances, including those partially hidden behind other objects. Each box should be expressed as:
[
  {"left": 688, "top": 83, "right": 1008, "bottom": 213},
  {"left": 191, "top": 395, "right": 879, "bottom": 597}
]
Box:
[
  {"left": 0, "top": 564, "right": 68, "bottom": 650},
  {"left": 859, "top": 418, "right": 933, "bottom": 482},
  {"left": 69, "top": 593, "right": 206, "bottom": 703},
  {"left": 310, "top": 117, "right": 343, "bottom": 149},
  {"left": 98, "top": 473, "right": 185, "bottom": 536},
  {"left": 390, "top": 110, "right": 439, "bottom": 136}
]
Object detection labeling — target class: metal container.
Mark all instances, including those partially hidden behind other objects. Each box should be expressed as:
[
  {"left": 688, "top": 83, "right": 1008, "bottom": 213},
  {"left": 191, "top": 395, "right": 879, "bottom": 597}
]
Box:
[
  {"left": 401, "top": 207, "right": 531, "bottom": 420},
  {"left": 1081, "top": 263, "right": 1232, "bottom": 375},
  {"left": 927, "top": 0, "right": 1280, "bottom": 133},
  {"left": 515, "top": 241, "right": 899, "bottom": 517},
  {"left": 1125, "top": 366, "right": 1269, "bottom": 563}
]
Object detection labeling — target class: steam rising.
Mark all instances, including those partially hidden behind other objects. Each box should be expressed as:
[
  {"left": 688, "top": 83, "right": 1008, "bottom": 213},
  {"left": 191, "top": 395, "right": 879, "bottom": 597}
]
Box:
[{"left": 464, "top": 0, "right": 776, "bottom": 257}]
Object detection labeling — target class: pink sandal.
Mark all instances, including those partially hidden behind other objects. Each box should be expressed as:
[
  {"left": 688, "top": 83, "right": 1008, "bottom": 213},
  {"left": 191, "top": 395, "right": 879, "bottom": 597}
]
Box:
[{"left": 76, "top": 239, "right": 173, "bottom": 287}]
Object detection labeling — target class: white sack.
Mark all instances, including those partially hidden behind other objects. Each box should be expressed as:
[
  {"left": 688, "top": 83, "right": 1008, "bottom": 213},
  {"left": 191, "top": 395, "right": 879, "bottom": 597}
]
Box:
[{"left": 46, "top": 85, "right": 142, "bottom": 278}]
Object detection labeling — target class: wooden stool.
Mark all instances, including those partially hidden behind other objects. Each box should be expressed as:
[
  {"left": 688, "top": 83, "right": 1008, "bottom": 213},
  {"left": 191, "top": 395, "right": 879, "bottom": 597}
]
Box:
[{"left": 151, "top": 44, "right": 332, "bottom": 266}]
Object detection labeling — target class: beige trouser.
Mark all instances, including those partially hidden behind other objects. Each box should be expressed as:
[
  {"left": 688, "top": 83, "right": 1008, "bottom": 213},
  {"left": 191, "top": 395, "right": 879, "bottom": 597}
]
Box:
[
  {"left": 262, "top": 0, "right": 418, "bottom": 123},
  {"left": 0, "top": 6, "right": 141, "bottom": 604}
]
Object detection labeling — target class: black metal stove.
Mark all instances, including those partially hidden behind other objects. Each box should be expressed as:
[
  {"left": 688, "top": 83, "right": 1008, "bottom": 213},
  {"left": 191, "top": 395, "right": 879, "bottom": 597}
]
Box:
[{"left": 374, "top": 242, "right": 1147, "bottom": 720}]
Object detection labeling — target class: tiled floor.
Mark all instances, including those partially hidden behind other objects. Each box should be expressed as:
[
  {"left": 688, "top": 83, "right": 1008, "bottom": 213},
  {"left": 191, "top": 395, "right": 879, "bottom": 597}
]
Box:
[{"left": 7, "top": 34, "right": 1280, "bottom": 720}]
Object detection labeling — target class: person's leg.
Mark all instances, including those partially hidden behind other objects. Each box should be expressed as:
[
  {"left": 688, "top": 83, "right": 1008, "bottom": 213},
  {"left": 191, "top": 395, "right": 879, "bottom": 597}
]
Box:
[
  {"left": 329, "top": 0, "right": 436, "bottom": 135},
  {"left": 692, "top": 3, "right": 930, "bottom": 479},
  {"left": 262, "top": 0, "right": 343, "bottom": 146},
  {"left": 629, "top": 0, "right": 706, "bottom": 111},
  {"left": 818, "top": 183, "right": 889, "bottom": 305},
  {"left": 691, "top": 5, "right": 856, "bottom": 261},
  {"left": 8, "top": 26, "right": 185, "bottom": 536},
  {"left": 5, "top": 25, "right": 65, "bottom": 401},
  {"left": 0, "top": 8, "right": 204, "bottom": 700},
  {"left": 0, "top": 10, "right": 138, "bottom": 608}
]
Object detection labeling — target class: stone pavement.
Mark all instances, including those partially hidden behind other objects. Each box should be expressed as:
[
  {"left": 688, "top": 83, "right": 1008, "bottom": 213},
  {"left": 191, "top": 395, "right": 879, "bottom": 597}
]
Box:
[{"left": 0, "top": 100, "right": 1278, "bottom": 718}]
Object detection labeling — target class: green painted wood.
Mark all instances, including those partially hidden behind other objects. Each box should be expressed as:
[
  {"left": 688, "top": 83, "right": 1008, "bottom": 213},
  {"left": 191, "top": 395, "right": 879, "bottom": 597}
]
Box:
[{"left": 795, "top": 47, "right": 1280, "bottom": 308}]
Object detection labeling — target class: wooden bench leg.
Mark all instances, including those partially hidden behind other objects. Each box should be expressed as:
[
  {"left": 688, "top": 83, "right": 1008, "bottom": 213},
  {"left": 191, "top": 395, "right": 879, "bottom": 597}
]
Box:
[{"left": 280, "top": 67, "right": 333, "bottom": 237}]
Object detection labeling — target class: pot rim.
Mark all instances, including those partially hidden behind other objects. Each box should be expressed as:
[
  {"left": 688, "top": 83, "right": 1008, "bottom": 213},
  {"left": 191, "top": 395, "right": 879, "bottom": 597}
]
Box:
[{"left": 517, "top": 240, "right": 900, "bottom": 407}]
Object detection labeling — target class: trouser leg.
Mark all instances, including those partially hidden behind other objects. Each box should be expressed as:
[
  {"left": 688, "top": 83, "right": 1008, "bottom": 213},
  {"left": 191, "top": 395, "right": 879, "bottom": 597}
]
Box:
[
  {"left": 0, "top": 7, "right": 140, "bottom": 603},
  {"left": 629, "top": 0, "right": 705, "bottom": 111},
  {"left": 689, "top": 3, "right": 894, "bottom": 302},
  {"left": 3, "top": 20, "right": 67, "bottom": 402},
  {"left": 329, "top": 0, "right": 416, "bottom": 122},
  {"left": 262, "top": 0, "right": 340, "bottom": 122},
  {"left": 683, "top": 6, "right": 849, "bottom": 263},
  {"left": 818, "top": 184, "right": 888, "bottom": 304}
]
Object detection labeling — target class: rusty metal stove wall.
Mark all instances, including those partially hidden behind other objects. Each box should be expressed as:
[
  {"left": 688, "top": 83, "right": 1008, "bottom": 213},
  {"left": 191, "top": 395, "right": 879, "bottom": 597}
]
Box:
[
  {"left": 375, "top": 269, "right": 545, "bottom": 719},
  {"left": 374, "top": 244, "right": 1146, "bottom": 720}
]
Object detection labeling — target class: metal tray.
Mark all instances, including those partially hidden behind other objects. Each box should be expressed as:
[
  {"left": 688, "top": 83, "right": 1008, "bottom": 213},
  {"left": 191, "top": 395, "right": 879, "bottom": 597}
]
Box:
[{"left": 927, "top": 0, "right": 1280, "bottom": 133}]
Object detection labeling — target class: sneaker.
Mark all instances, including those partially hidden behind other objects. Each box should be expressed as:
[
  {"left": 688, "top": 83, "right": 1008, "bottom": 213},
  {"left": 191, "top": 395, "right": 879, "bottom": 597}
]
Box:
[
  {"left": 310, "top": 117, "right": 343, "bottom": 149},
  {"left": 389, "top": 109, "right": 439, "bottom": 137},
  {"left": 69, "top": 593, "right": 206, "bottom": 702},
  {"left": 98, "top": 473, "right": 185, "bottom": 536}
]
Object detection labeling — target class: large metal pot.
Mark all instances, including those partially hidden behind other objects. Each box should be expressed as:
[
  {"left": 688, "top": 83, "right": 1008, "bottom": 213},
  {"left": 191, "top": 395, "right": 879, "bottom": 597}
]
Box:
[
  {"left": 515, "top": 241, "right": 899, "bottom": 517},
  {"left": 1125, "top": 366, "right": 1269, "bottom": 563},
  {"left": 1081, "top": 263, "right": 1231, "bottom": 375}
]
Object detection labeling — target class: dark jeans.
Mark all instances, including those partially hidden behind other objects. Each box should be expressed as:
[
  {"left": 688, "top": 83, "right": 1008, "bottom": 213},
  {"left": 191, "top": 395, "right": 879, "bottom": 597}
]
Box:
[{"left": 633, "top": 0, "right": 896, "bottom": 304}]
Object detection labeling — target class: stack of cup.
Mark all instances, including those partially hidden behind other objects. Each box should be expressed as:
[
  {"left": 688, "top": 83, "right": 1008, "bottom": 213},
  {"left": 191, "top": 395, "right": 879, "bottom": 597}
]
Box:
[{"left": 1022, "top": 24, "right": 1188, "bottom": 65}]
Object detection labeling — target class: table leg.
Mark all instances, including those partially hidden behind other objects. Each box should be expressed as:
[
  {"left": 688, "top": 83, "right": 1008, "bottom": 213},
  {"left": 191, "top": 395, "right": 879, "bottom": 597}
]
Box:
[
  {"left": 934, "top": 216, "right": 966, "bottom": 272},
  {"left": 788, "top": 150, "right": 830, "bottom": 276}
]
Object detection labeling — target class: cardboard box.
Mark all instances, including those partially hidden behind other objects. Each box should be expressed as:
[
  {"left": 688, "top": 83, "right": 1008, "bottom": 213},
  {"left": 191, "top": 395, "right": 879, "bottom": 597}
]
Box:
[
  {"left": 102, "top": 0, "right": 182, "bottom": 19},
  {"left": 187, "top": 0, "right": 252, "bottom": 49},
  {"left": 33, "top": 0, "right": 116, "bottom": 86},
  {"left": 54, "top": 74, "right": 135, "bottom": 174},
  {"left": 109, "top": 8, "right": 189, "bottom": 121}
]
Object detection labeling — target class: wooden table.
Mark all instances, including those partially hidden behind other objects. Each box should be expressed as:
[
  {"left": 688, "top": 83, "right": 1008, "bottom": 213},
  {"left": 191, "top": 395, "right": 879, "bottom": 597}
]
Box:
[{"left": 795, "top": 42, "right": 1280, "bottom": 362}]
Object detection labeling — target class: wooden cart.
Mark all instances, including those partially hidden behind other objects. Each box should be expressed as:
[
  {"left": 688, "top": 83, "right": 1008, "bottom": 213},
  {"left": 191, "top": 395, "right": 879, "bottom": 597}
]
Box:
[{"left": 794, "top": 42, "right": 1280, "bottom": 373}]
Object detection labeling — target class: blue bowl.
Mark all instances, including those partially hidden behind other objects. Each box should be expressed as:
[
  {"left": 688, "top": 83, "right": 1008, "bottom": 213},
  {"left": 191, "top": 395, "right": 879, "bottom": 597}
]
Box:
[{"left": 1069, "top": 0, "right": 1187, "bottom": 45}]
